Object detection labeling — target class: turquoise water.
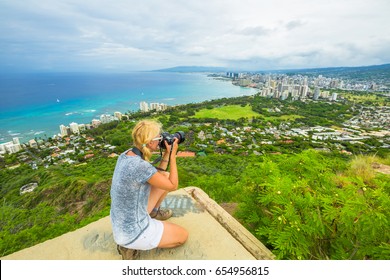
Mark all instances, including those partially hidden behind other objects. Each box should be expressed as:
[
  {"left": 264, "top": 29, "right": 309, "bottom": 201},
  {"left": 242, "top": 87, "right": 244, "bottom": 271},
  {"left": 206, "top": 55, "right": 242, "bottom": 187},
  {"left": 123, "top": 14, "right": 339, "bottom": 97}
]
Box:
[{"left": 0, "top": 72, "right": 257, "bottom": 143}]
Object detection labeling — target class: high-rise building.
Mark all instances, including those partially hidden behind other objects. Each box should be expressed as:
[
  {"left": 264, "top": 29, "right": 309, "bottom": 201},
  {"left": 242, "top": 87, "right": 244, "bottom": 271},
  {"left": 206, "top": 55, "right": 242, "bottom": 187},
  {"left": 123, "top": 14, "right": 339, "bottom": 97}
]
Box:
[
  {"left": 0, "top": 137, "right": 22, "bottom": 154},
  {"left": 313, "top": 87, "right": 320, "bottom": 100},
  {"left": 159, "top": 103, "right": 168, "bottom": 111},
  {"left": 149, "top": 102, "right": 160, "bottom": 111},
  {"left": 69, "top": 122, "right": 80, "bottom": 134},
  {"left": 140, "top": 101, "right": 149, "bottom": 112},
  {"left": 60, "top": 124, "right": 69, "bottom": 137},
  {"left": 13, "top": 137, "right": 20, "bottom": 145},
  {"left": 300, "top": 85, "right": 308, "bottom": 98}
]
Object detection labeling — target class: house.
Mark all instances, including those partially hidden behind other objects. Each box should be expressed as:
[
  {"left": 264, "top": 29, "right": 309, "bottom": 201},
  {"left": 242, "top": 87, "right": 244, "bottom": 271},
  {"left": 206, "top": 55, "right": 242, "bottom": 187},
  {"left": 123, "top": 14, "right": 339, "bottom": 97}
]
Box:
[{"left": 177, "top": 151, "right": 196, "bottom": 157}]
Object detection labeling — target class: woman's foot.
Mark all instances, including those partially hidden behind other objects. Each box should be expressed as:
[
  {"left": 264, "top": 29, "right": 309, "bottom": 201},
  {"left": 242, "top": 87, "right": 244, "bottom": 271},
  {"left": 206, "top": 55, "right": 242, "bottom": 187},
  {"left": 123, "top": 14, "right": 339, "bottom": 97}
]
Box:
[
  {"left": 150, "top": 207, "right": 173, "bottom": 220},
  {"left": 117, "top": 245, "right": 140, "bottom": 260}
]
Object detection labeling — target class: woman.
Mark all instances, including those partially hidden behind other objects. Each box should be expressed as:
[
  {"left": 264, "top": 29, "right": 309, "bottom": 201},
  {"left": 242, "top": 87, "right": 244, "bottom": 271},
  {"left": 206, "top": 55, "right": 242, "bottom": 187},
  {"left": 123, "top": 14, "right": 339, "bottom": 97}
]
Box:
[{"left": 110, "top": 119, "right": 188, "bottom": 260}]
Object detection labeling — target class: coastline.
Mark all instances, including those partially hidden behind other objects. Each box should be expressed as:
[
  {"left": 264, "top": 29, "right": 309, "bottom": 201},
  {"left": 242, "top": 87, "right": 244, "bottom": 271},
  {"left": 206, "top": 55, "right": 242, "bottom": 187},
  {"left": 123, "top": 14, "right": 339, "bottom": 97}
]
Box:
[{"left": 0, "top": 72, "right": 257, "bottom": 144}]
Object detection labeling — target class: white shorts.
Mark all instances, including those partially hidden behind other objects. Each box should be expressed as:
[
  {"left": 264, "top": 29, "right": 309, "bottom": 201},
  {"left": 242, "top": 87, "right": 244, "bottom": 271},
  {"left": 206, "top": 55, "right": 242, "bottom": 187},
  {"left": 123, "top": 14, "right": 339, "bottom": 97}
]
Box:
[{"left": 126, "top": 217, "right": 164, "bottom": 250}]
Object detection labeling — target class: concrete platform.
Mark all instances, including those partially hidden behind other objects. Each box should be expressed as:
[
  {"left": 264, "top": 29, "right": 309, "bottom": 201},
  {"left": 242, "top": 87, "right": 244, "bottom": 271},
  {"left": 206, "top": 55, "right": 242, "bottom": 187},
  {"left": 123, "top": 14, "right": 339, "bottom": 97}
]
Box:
[{"left": 1, "top": 187, "right": 275, "bottom": 260}]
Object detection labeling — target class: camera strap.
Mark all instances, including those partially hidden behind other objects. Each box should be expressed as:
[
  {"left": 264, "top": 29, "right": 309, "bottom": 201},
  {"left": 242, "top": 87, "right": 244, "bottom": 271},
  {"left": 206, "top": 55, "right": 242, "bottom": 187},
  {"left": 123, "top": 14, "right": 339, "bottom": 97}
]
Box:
[
  {"left": 131, "top": 147, "right": 144, "bottom": 159},
  {"left": 131, "top": 147, "right": 163, "bottom": 165},
  {"left": 131, "top": 146, "right": 170, "bottom": 174}
]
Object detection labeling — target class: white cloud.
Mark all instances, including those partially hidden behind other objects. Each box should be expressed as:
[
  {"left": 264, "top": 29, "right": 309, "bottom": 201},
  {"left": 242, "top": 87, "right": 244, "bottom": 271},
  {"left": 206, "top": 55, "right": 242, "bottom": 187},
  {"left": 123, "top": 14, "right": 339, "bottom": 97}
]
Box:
[{"left": 0, "top": 0, "right": 389, "bottom": 72}]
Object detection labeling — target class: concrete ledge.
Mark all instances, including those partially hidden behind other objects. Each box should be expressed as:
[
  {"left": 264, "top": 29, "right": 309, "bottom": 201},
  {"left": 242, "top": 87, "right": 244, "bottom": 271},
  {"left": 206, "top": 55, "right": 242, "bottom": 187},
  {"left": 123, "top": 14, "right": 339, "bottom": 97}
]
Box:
[
  {"left": 1, "top": 187, "right": 274, "bottom": 260},
  {"left": 185, "top": 187, "right": 275, "bottom": 260}
]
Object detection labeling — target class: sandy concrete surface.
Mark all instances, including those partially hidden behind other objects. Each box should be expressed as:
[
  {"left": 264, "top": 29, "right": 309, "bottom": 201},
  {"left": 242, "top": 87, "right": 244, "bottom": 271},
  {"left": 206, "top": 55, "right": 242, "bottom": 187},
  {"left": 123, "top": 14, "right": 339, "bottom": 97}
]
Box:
[{"left": 1, "top": 187, "right": 274, "bottom": 260}]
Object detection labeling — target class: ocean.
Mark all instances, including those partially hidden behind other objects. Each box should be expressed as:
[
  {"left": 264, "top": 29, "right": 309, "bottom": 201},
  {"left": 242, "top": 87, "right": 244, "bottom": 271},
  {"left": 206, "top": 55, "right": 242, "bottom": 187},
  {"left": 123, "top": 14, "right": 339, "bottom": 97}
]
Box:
[{"left": 0, "top": 72, "right": 257, "bottom": 143}]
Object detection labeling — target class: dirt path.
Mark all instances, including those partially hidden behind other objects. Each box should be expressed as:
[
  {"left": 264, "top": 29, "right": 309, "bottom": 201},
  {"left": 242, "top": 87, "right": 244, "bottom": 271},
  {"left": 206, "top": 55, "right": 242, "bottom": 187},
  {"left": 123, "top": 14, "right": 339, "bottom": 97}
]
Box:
[{"left": 372, "top": 163, "right": 390, "bottom": 175}]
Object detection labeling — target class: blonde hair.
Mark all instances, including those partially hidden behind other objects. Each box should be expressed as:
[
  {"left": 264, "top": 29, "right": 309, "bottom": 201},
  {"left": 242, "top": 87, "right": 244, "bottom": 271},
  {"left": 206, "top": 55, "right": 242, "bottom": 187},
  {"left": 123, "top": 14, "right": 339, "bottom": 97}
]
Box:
[{"left": 132, "top": 119, "right": 162, "bottom": 161}]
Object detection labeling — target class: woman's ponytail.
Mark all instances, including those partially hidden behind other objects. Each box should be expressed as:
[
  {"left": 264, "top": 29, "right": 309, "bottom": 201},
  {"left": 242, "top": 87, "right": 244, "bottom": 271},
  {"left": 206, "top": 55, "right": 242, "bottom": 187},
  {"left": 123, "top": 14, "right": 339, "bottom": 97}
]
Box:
[
  {"left": 131, "top": 119, "right": 162, "bottom": 161},
  {"left": 141, "top": 144, "right": 152, "bottom": 161}
]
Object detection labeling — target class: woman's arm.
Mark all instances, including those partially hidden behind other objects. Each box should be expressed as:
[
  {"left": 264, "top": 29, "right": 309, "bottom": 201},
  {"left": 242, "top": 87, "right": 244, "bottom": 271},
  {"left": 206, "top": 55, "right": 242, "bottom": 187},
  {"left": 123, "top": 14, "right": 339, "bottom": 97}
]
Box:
[
  {"left": 157, "top": 149, "right": 170, "bottom": 171},
  {"left": 148, "top": 139, "right": 179, "bottom": 191}
]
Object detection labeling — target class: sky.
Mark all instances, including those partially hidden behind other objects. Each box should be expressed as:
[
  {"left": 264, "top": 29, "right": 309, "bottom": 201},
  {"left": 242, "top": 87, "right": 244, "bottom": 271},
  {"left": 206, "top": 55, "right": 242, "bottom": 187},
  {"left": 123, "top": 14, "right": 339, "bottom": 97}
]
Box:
[{"left": 1, "top": 0, "right": 389, "bottom": 72}]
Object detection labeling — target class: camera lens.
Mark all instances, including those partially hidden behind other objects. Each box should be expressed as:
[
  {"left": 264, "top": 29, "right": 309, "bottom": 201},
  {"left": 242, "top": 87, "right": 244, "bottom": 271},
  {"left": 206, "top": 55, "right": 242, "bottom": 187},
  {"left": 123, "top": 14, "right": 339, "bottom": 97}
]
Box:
[
  {"left": 173, "top": 131, "right": 185, "bottom": 144},
  {"left": 159, "top": 131, "right": 185, "bottom": 149}
]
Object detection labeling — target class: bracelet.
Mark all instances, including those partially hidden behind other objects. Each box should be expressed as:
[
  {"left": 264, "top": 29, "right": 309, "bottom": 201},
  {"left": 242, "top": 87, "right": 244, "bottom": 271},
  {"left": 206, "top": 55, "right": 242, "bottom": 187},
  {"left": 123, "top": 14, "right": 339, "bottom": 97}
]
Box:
[
  {"left": 161, "top": 159, "right": 169, "bottom": 163},
  {"left": 156, "top": 167, "right": 166, "bottom": 172}
]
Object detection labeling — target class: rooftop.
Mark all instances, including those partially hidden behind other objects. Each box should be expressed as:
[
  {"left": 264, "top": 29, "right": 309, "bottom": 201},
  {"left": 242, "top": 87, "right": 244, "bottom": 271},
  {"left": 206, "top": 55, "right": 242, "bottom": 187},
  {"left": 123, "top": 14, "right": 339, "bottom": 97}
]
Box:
[{"left": 1, "top": 187, "right": 275, "bottom": 260}]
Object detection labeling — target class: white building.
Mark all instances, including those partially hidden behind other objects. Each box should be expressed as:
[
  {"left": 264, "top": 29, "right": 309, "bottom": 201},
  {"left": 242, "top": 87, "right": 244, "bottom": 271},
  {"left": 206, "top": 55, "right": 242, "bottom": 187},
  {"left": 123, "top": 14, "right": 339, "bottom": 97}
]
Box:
[
  {"left": 313, "top": 87, "right": 320, "bottom": 100},
  {"left": 13, "top": 137, "right": 20, "bottom": 145},
  {"left": 140, "top": 101, "right": 168, "bottom": 112},
  {"left": 91, "top": 119, "right": 102, "bottom": 128},
  {"left": 114, "top": 111, "right": 123, "bottom": 120},
  {"left": 159, "top": 103, "right": 168, "bottom": 111},
  {"left": 59, "top": 124, "right": 69, "bottom": 137},
  {"left": 300, "top": 85, "right": 308, "bottom": 98},
  {"left": 69, "top": 122, "right": 80, "bottom": 134},
  {"left": 100, "top": 114, "right": 116, "bottom": 124},
  {"left": 149, "top": 102, "right": 160, "bottom": 111},
  {"left": 140, "top": 101, "right": 149, "bottom": 112},
  {"left": 78, "top": 123, "right": 86, "bottom": 132},
  {"left": 0, "top": 137, "right": 22, "bottom": 154},
  {"left": 29, "top": 139, "right": 38, "bottom": 148}
]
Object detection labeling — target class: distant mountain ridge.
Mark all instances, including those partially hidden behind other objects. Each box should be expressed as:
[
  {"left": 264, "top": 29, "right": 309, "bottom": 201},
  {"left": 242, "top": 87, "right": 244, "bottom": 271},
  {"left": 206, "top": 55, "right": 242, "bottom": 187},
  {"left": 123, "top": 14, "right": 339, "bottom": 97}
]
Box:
[
  {"left": 153, "top": 66, "right": 227, "bottom": 73},
  {"left": 277, "top": 64, "right": 390, "bottom": 81},
  {"left": 154, "top": 64, "right": 390, "bottom": 81},
  {"left": 263, "top": 63, "right": 390, "bottom": 76},
  {"left": 154, "top": 63, "right": 390, "bottom": 75}
]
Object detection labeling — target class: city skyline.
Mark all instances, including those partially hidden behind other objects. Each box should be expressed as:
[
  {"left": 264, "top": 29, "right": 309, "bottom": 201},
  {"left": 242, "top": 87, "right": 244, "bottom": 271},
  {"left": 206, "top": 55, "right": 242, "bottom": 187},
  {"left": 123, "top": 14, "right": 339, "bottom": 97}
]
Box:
[{"left": 1, "top": 0, "right": 389, "bottom": 72}]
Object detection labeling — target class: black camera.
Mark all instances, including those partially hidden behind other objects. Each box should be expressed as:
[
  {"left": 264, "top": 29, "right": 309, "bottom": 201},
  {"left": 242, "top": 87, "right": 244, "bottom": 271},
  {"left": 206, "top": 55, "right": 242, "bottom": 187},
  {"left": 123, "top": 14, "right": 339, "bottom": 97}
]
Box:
[{"left": 159, "top": 131, "right": 185, "bottom": 149}]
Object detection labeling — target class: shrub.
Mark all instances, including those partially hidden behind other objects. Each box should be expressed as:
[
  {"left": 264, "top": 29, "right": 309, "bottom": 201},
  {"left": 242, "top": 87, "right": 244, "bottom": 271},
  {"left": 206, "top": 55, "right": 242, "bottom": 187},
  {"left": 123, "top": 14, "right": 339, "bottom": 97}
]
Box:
[{"left": 236, "top": 150, "right": 390, "bottom": 259}]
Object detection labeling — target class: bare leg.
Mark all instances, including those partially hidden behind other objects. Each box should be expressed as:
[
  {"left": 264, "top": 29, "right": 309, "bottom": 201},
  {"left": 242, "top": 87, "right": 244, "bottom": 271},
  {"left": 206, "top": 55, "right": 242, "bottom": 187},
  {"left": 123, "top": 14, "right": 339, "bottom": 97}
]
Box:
[
  {"left": 147, "top": 171, "right": 170, "bottom": 213},
  {"left": 148, "top": 171, "right": 188, "bottom": 248},
  {"left": 148, "top": 186, "right": 168, "bottom": 213},
  {"left": 158, "top": 221, "right": 188, "bottom": 248}
]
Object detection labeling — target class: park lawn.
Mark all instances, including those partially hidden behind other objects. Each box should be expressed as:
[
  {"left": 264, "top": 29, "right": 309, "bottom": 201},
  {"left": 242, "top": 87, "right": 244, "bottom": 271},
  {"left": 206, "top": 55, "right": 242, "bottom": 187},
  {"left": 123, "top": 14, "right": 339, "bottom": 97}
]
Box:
[
  {"left": 262, "top": 114, "right": 303, "bottom": 122},
  {"left": 341, "top": 92, "right": 388, "bottom": 105},
  {"left": 193, "top": 104, "right": 261, "bottom": 120}
]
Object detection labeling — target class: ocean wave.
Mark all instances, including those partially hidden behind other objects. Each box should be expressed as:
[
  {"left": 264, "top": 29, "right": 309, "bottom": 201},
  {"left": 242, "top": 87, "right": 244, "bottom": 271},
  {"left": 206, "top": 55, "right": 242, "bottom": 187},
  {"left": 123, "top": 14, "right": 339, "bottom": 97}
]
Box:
[
  {"left": 34, "top": 131, "right": 45, "bottom": 135},
  {"left": 66, "top": 110, "right": 93, "bottom": 116},
  {"left": 7, "top": 131, "right": 21, "bottom": 136}
]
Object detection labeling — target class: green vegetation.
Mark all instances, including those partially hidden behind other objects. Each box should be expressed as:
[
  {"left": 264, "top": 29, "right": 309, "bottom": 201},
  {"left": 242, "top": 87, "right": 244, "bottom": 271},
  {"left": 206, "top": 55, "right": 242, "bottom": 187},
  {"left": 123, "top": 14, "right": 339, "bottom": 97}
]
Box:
[
  {"left": 1, "top": 92, "right": 389, "bottom": 259},
  {"left": 0, "top": 158, "right": 116, "bottom": 256},
  {"left": 339, "top": 91, "right": 389, "bottom": 106},
  {"left": 194, "top": 104, "right": 260, "bottom": 120},
  {"left": 236, "top": 152, "right": 390, "bottom": 260},
  {"left": 178, "top": 151, "right": 390, "bottom": 259}
]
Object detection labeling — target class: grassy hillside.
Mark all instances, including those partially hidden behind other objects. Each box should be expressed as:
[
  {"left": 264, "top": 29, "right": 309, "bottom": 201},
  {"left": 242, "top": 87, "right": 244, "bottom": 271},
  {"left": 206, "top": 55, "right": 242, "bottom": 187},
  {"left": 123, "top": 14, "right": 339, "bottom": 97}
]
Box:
[
  {"left": 0, "top": 158, "right": 116, "bottom": 256},
  {"left": 1, "top": 93, "right": 389, "bottom": 259}
]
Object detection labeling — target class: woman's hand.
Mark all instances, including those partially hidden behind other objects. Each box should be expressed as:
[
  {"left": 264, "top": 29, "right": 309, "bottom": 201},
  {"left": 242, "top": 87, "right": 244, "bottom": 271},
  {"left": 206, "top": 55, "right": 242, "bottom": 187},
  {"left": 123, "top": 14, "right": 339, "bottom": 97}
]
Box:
[
  {"left": 164, "top": 138, "right": 179, "bottom": 157},
  {"left": 149, "top": 139, "right": 179, "bottom": 191}
]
